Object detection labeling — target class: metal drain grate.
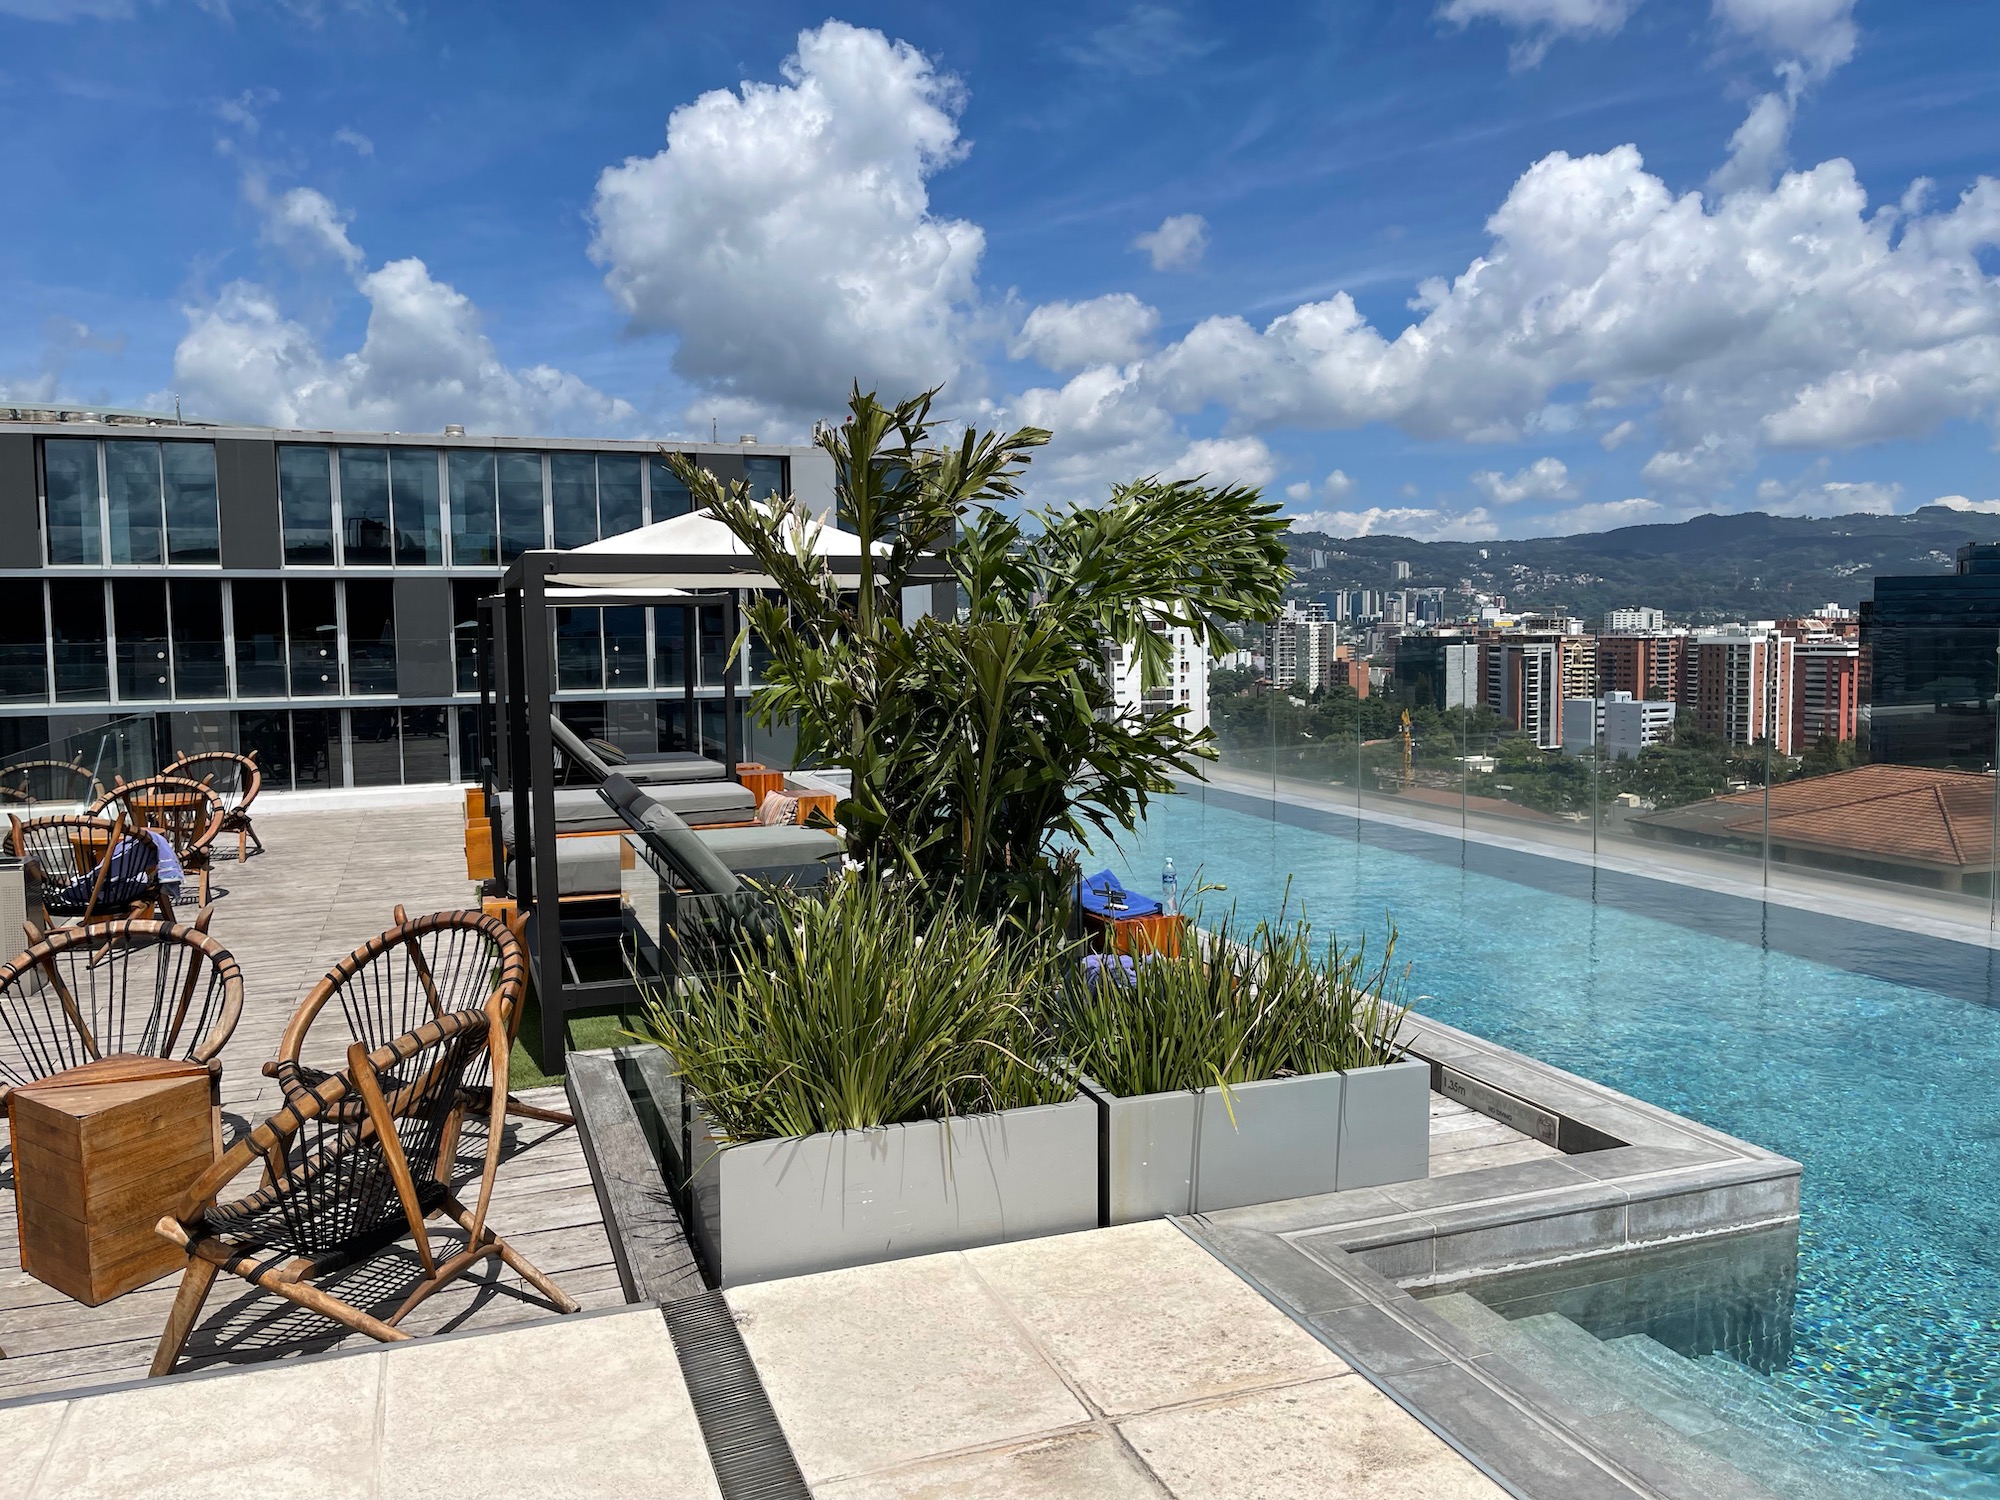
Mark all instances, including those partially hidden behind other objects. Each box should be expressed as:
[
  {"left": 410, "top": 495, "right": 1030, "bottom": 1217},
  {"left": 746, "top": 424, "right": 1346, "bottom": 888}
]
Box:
[{"left": 662, "top": 1290, "right": 811, "bottom": 1500}]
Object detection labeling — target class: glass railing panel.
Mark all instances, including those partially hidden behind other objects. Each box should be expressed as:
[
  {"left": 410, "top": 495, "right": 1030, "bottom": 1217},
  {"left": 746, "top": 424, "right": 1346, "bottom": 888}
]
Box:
[{"left": 0, "top": 713, "right": 160, "bottom": 808}]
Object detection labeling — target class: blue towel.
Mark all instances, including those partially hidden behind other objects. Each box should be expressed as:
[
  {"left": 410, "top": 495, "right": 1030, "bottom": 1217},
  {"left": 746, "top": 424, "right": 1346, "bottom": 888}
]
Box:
[
  {"left": 48, "top": 835, "right": 157, "bottom": 914},
  {"left": 1076, "top": 869, "right": 1161, "bottom": 921}
]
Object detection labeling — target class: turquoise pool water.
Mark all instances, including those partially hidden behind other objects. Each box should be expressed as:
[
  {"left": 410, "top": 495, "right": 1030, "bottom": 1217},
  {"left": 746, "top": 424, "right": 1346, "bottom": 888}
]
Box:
[{"left": 1085, "top": 789, "right": 2000, "bottom": 1495}]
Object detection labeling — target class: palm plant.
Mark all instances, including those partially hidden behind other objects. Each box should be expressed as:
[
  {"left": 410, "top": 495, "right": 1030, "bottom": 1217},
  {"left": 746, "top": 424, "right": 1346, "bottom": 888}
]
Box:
[
  {"left": 1054, "top": 910, "right": 1410, "bottom": 1099},
  {"left": 667, "top": 385, "right": 1291, "bottom": 916},
  {"left": 630, "top": 874, "right": 1074, "bottom": 1143}
]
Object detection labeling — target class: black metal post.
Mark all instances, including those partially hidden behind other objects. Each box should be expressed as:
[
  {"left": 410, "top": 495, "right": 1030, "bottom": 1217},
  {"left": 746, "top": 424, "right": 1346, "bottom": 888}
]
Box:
[
  {"left": 521, "top": 556, "right": 568, "bottom": 1067},
  {"left": 723, "top": 589, "right": 739, "bottom": 778},
  {"left": 683, "top": 601, "right": 697, "bottom": 755},
  {"left": 502, "top": 583, "right": 530, "bottom": 903}
]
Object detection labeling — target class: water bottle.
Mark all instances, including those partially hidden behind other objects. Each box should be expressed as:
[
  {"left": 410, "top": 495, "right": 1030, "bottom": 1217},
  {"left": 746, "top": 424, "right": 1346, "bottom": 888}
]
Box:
[{"left": 1161, "top": 856, "right": 1178, "bottom": 917}]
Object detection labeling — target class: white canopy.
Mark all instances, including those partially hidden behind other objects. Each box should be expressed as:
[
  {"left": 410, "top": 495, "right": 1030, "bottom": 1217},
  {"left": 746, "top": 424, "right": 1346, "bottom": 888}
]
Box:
[{"left": 545, "top": 506, "right": 884, "bottom": 593}]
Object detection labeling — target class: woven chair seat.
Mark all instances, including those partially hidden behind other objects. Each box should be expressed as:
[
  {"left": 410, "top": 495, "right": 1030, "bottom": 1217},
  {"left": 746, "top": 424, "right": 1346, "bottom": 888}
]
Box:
[{"left": 203, "top": 1169, "right": 452, "bottom": 1265}]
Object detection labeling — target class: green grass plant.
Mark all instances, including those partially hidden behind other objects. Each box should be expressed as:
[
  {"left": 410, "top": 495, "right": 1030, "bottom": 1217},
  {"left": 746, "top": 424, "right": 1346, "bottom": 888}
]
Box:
[
  {"left": 1056, "top": 908, "right": 1410, "bottom": 1099},
  {"left": 631, "top": 874, "right": 1075, "bottom": 1144}
]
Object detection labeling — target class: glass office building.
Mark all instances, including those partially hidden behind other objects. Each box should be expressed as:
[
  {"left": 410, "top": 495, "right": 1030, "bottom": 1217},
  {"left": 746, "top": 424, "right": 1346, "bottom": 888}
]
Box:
[
  {"left": 0, "top": 412, "right": 827, "bottom": 788},
  {"left": 1860, "top": 542, "right": 2000, "bottom": 770}
]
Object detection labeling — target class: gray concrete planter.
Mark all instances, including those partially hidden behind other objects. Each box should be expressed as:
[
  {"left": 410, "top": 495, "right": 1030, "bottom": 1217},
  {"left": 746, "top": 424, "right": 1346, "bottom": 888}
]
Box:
[
  {"left": 1079, "top": 1056, "right": 1429, "bottom": 1224},
  {"left": 684, "top": 1094, "right": 1098, "bottom": 1287}
]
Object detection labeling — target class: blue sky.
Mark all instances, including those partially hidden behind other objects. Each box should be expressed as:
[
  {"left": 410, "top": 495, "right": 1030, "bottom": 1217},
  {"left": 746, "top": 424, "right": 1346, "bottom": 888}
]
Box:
[{"left": 1, "top": 0, "right": 1996, "bottom": 541}]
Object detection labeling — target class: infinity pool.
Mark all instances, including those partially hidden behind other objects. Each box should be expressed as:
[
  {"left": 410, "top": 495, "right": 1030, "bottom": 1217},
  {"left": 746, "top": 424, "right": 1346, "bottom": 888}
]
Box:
[{"left": 1086, "top": 788, "right": 2000, "bottom": 1495}]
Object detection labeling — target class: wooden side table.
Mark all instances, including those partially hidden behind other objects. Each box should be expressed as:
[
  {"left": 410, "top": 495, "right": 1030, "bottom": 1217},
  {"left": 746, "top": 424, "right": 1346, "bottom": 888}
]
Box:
[
  {"left": 1084, "top": 910, "right": 1189, "bottom": 958},
  {"left": 9, "top": 1056, "right": 217, "bottom": 1306}
]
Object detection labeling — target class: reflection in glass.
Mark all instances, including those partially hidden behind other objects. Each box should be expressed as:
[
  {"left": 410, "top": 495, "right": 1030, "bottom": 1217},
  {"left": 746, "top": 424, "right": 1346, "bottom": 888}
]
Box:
[
  {"left": 0, "top": 587, "right": 46, "bottom": 702},
  {"left": 48, "top": 580, "right": 108, "bottom": 701},
  {"left": 168, "top": 711, "right": 232, "bottom": 758},
  {"left": 599, "top": 454, "right": 642, "bottom": 537},
  {"left": 350, "top": 706, "right": 401, "bottom": 787},
  {"left": 290, "top": 709, "right": 342, "bottom": 788},
  {"left": 448, "top": 451, "right": 498, "bottom": 566},
  {"left": 44, "top": 439, "right": 101, "bottom": 564},
  {"left": 556, "top": 607, "right": 603, "bottom": 690},
  {"left": 279, "top": 446, "right": 335, "bottom": 564},
  {"left": 169, "top": 581, "right": 227, "bottom": 699},
  {"left": 338, "top": 448, "right": 393, "bottom": 565},
  {"left": 698, "top": 603, "right": 726, "bottom": 687},
  {"left": 236, "top": 711, "right": 291, "bottom": 789},
  {"left": 391, "top": 449, "right": 442, "bottom": 565},
  {"left": 345, "top": 579, "right": 398, "bottom": 694},
  {"left": 230, "top": 581, "right": 287, "bottom": 698},
  {"left": 649, "top": 455, "right": 691, "bottom": 520},
  {"left": 453, "top": 578, "right": 488, "bottom": 694},
  {"left": 652, "top": 606, "right": 686, "bottom": 689},
  {"left": 286, "top": 580, "right": 340, "bottom": 696},
  {"left": 655, "top": 698, "right": 689, "bottom": 753},
  {"left": 744, "top": 456, "right": 786, "bottom": 502},
  {"left": 105, "top": 441, "right": 165, "bottom": 565},
  {"left": 455, "top": 705, "right": 483, "bottom": 784},
  {"left": 163, "top": 443, "right": 220, "bottom": 563},
  {"left": 498, "top": 452, "right": 545, "bottom": 561},
  {"left": 551, "top": 453, "right": 598, "bottom": 550},
  {"left": 605, "top": 606, "right": 645, "bottom": 689},
  {"left": 113, "top": 579, "right": 171, "bottom": 701},
  {"left": 401, "top": 706, "right": 449, "bottom": 783}
]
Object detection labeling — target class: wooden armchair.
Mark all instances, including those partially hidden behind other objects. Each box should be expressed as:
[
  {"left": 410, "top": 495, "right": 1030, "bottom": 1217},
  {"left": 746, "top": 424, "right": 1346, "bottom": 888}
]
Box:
[
  {"left": 89, "top": 776, "right": 225, "bottom": 906},
  {"left": 149, "top": 996, "right": 578, "bottom": 1375},
  {"left": 161, "top": 750, "right": 264, "bottom": 862},
  {"left": 0, "top": 758, "right": 100, "bottom": 808},
  {"left": 264, "top": 905, "right": 572, "bottom": 1128},
  {"left": 0, "top": 913, "right": 243, "bottom": 1149},
  {"left": 8, "top": 812, "right": 174, "bottom": 929}
]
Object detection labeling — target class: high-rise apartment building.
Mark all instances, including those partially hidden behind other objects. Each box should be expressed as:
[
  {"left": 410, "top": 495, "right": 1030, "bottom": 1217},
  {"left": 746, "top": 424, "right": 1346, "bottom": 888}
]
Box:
[
  {"left": 1110, "top": 621, "right": 1211, "bottom": 733},
  {"left": 1480, "top": 638, "right": 1565, "bottom": 748},
  {"left": 0, "top": 411, "right": 821, "bottom": 784},
  {"left": 1686, "top": 627, "right": 1794, "bottom": 752},
  {"left": 1789, "top": 635, "right": 1861, "bottom": 749},
  {"left": 1596, "top": 632, "right": 1685, "bottom": 702},
  {"left": 1392, "top": 634, "right": 1477, "bottom": 709},
  {"left": 1266, "top": 600, "right": 1334, "bottom": 691},
  {"left": 1561, "top": 692, "right": 1677, "bottom": 759},
  {"left": 1602, "top": 607, "right": 1666, "bottom": 634}
]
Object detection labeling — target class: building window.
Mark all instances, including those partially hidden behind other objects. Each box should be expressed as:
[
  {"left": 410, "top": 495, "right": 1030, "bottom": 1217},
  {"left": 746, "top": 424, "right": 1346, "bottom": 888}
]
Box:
[
  {"left": 48, "top": 580, "right": 107, "bottom": 702},
  {"left": 649, "top": 455, "right": 692, "bottom": 520},
  {"left": 106, "top": 442, "right": 166, "bottom": 565},
  {"left": 599, "top": 454, "right": 643, "bottom": 538},
  {"left": 289, "top": 708, "right": 342, "bottom": 788},
  {"left": 286, "top": 580, "right": 340, "bottom": 696},
  {"left": 744, "top": 456, "right": 786, "bottom": 502},
  {"left": 498, "top": 452, "right": 545, "bottom": 561},
  {"left": 163, "top": 444, "right": 220, "bottom": 563},
  {"left": 279, "top": 446, "right": 336, "bottom": 565},
  {"left": 236, "top": 711, "right": 292, "bottom": 788},
  {"left": 402, "top": 706, "right": 450, "bottom": 782},
  {"left": 338, "top": 448, "right": 393, "bottom": 566},
  {"left": 449, "top": 451, "right": 499, "bottom": 566},
  {"left": 391, "top": 449, "right": 443, "bottom": 565},
  {"left": 455, "top": 705, "right": 484, "bottom": 783},
  {"left": 351, "top": 706, "right": 401, "bottom": 787},
  {"left": 453, "top": 579, "right": 488, "bottom": 693},
  {"left": 556, "top": 606, "right": 603, "bottom": 691},
  {"left": 43, "top": 438, "right": 102, "bottom": 565},
  {"left": 0, "top": 587, "right": 46, "bottom": 703},
  {"left": 551, "top": 453, "right": 599, "bottom": 550},
  {"left": 653, "top": 606, "right": 686, "bottom": 689},
  {"left": 345, "top": 579, "right": 398, "bottom": 694},
  {"left": 170, "top": 580, "right": 228, "bottom": 700},
  {"left": 606, "top": 605, "right": 645, "bottom": 689},
  {"left": 231, "top": 581, "right": 287, "bottom": 698},
  {"left": 112, "top": 579, "right": 171, "bottom": 702}
]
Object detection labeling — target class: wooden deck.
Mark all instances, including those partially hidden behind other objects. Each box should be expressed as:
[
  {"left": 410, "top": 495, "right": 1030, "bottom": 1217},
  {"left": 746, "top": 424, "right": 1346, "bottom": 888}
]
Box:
[{"left": 0, "top": 802, "right": 626, "bottom": 1402}]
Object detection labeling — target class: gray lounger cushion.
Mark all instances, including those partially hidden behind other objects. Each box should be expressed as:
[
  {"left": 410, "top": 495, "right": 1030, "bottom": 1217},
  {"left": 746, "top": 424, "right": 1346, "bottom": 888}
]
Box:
[
  {"left": 616, "top": 754, "right": 729, "bottom": 786},
  {"left": 635, "top": 797, "right": 743, "bottom": 894},
  {"left": 507, "top": 837, "right": 624, "bottom": 897},
  {"left": 694, "top": 825, "right": 844, "bottom": 874},
  {"left": 498, "top": 782, "right": 753, "bottom": 842}
]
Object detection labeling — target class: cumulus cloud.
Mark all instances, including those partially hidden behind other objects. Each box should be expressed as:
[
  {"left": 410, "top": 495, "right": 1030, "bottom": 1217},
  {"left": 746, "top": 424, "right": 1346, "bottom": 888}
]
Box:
[
  {"left": 1132, "top": 213, "right": 1209, "bottom": 271},
  {"left": 1291, "top": 505, "right": 1500, "bottom": 541},
  {"left": 1934, "top": 495, "right": 2000, "bottom": 515},
  {"left": 1004, "top": 363, "right": 1273, "bottom": 499},
  {"left": 1010, "top": 293, "right": 1158, "bottom": 371},
  {"left": 1600, "top": 419, "right": 1639, "bottom": 450},
  {"left": 1751, "top": 472, "right": 1903, "bottom": 516},
  {"left": 1470, "top": 455, "right": 1578, "bottom": 504},
  {"left": 251, "top": 183, "right": 364, "bottom": 270},
  {"left": 1286, "top": 467, "right": 1357, "bottom": 505},
  {"left": 1437, "top": 0, "right": 1639, "bottom": 68},
  {"left": 589, "top": 21, "right": 981, "bottom": 423},
  {"left": 333, "top": 126, "right": 374, "bottom": 156},
  {"left": 1530, "top": 497, "right": 1665, "bottom": 533},
  {"left": 1714, "top": 0, "right": 1857, "bottom": 79}
]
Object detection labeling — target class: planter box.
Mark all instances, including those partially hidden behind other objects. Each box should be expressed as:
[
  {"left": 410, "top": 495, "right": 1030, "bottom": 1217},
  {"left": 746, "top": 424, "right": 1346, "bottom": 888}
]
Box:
[
  {"left": 684, "top": 1095, "right": 1098, "bottom": 1287},
  {"left": 1079, "top": 1056, "right": 1429, "bottom": 1224}
]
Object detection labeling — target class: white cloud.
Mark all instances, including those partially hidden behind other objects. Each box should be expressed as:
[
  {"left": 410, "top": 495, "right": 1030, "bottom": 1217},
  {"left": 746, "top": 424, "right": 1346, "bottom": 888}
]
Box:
[
  {"left": 1470, "top": 455, "right": 1578, "bottom": 504},
  {"left": 333, "top": 126, "right": 374, "bottom": 156},
  {"left": 253, "top": 184, "right": 364, "bottom": 270},
  {"left": 1708, "top": 89, "right": 1795, "bottom": 197},
  {"left": 1169, "top": 435, "right": 1274, "bottom": 487},
  {"left": 1437, "top": 0, "right": 1639, "bottom": 68},
  {"left": 1010, "top": 293, "right": 1158, "bottom": 371},
  {"left": 1600, "top": 418, "right": 1638, "bottom": 449},
  {"left": 1132, "top": 214, "right": 1209, "bottom": 272},
  {"left": 1934, "top": 495, "right": 2000, "bottom": 515},
  {"left": 1529, "top": 497, "right": 1665, "bottom": 533},
  {"left": 1752, "top": 472, "right": 1902, "bottom": 516},
  {"left": 1290, "top": 505, "right": 1499, "bottom": 541},
  {"left": 1713, "top": 0, "right": 1856, "bottom": 79},
  {"left": 1062, "top": 5, "right": 1216, "bottom": 76},
  {"left": 589, "top": 21, "right": 981, "bottom": 423}
]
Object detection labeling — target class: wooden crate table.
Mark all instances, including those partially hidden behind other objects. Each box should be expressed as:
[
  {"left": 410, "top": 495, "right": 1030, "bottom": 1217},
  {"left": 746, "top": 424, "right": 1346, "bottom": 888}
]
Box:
[
  {"left": 1082, "top": 909, "right": 1189, "bottom": 958},
  {"left": 8, "top": 1056, "right": 217, "bottom": 1306}
]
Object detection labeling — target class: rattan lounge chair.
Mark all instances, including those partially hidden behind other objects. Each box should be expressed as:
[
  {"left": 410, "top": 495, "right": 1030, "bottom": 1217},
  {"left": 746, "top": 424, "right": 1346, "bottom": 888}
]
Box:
[
  {"left": 161, "top": 749, "right": 264, "bottom": 862},
  {"left": 8, "top": 811, "right": 175, "bottom": 929},
  {"left": 149, "top": 995, "right": 578, "bottom": 1375},
  {"left": 0, "top": 912, "right": 243, "bottom": 1148},
  {"left": 263, "top": 905, "right": 572, "bottom": 1128},
  {"left": 90, "top": 776, "right": 225, "bottom": 906}
]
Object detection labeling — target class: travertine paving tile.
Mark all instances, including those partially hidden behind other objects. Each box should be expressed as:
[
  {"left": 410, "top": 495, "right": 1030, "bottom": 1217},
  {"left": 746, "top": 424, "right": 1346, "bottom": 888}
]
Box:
[
  {"left": 728, "top": 1253, "right": 1088, "bottom": 1483},
  {"left": 968, "top": 1221, "right": 1349, "bottom": 1416},
  {"left": 814, "top": 1431, "right": 1163, "bottom": 1500},
  {"left": 1120, "top": 1376, "right": 1509, "bottom": 1500},
  {"left": 0, "top": 1399, "right": 67, "bottom": 1500}
]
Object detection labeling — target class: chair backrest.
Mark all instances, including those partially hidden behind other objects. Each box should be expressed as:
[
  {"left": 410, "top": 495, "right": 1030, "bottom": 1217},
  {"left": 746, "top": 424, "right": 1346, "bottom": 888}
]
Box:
[
  {"left": 177, "top": 1000, "right": 506, "bottom": 1261},
  {"left": 161, "top": 750, "right": 261, "bottom": 816},
  {"left": 0, "top": 914, "right": 243, "bottom": 1102},
  {"left": 276, "top": 907, "right": 528, "bottom": 1073},
  {"left": 8, "top": 812, "right": 159, "bottom": 920},
  {"left": 90, "top": 776, "right": 225, "bottom": 860},
  {"left": 0, "top": 759, "right": 99, "bottom": 808}
]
